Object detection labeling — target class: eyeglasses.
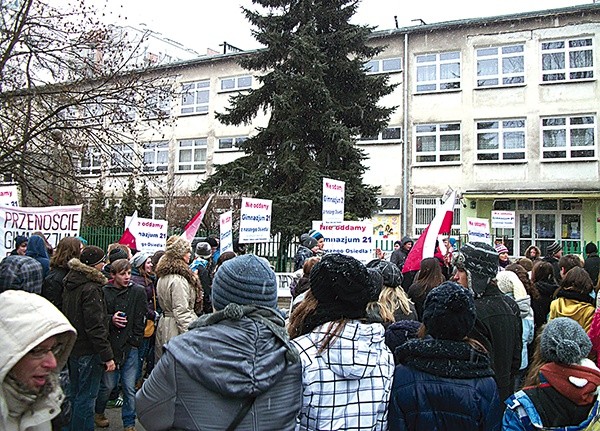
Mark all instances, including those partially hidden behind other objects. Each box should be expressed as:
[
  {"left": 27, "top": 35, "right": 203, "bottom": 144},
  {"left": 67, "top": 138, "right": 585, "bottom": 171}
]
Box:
[{"left": 27, "top": 343, "right": 63, "bottom": 359}]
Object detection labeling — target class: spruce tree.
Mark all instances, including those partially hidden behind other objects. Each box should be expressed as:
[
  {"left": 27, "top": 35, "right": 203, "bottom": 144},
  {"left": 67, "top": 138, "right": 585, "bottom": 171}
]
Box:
[
  {"left": 137, "top": 180, "right": 152, "bottom": 219},
  {"left": 197, "top": 0, "right": 395, "bottom": 267},
  {"left": 86, "top": 180, "right": 107, "bottom": 227},
  {"left": 117, "top": 176, "right": 138, "bottom": 225}
]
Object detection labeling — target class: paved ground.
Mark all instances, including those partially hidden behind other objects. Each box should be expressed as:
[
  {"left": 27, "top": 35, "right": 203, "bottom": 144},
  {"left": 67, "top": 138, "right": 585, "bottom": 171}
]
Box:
[{"left": 103, "top": 407, "right": 146, "bottom": 431}]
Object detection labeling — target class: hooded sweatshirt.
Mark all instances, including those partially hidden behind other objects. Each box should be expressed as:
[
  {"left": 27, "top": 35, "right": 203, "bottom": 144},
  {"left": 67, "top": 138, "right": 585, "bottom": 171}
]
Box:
[
  {"left": 0, "top": 290, "right": 76, "bottom": 431},
  {"left": 136, "top": 304, "right": 302, "bottom": 431},
  {"left": 291, "top": 320, "right": 394, "bottom": 431},
  {"left": 25, "top": 236, "right": 50, "bottom": 278}
]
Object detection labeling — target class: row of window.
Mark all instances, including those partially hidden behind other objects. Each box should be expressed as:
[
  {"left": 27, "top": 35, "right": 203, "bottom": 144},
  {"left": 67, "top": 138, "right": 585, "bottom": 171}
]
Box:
[
  {"left": 79, "top": 136, "right": 248, "bottom": 175},
  {"left": 417, "top": 36, "right": 593, "bottom": 93}
]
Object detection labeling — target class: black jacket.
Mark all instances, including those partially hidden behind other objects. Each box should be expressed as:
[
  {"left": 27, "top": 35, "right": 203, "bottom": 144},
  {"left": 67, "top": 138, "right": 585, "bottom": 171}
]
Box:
[
  {"left": 103, "top": 282, "right": 147, "bottom": 365},
  {"left": 584, "top": 253, "right": 600, "bottom": 286},
  {"left": 532, "top": 280, "right": 558, "bottom": 334},
  {"left": 42, "top": 266, "right": 69, "bottom": 311},
  {"left": 62, "top": 258, "right": 113, "bottom": 362}
]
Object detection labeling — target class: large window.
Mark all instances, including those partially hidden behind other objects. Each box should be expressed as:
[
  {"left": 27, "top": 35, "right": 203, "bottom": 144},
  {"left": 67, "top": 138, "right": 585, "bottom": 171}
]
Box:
[
  {"left": 416, "top": 51, "right": 461, "bottom": 93},
  {"left": 476, "top": 44, "right": 525, "bottom": 87},
  {"left": 218, "top": 136, "right": 247, "bottom": 150},
  {"left": 80, "top": 147, "right": 102, "bottom": 175},
  {"left": 143, "top": 141, "right": 169, "bottom": 172},
  {"left": 177, "top": 139, "right": 207, "bottom": 171},
  {"left": 358, "top": 126, "right": 402, "bottom": 144},
  {"left": 541, "top": 37, "right": 594, "bottom": 82},
  {"left": 219, "top": 75, "right": 252, "bottom": 92},
  {"left": 414, "top": 123, "right": 461, "bottom": 164},
  {"left": 413, "top": 196, "right": 461, "bottom": 236},
  {"left": 145, "top": 89, "right": 171, "bottom": 119},
  {"left": 476, "top": 119, "right": 526, "bottom": 161},
  {"left": 110, "top": 144, "right": 135, "bottom": 174},
  {"left": 181, "top": 80, "right": 210, "bottom": 115},
  {"left": 541, "top": 115, "right": 596, "bottom": 160},
  {"left": 365, "top": 58, "right": 402, "bottom": 74}
]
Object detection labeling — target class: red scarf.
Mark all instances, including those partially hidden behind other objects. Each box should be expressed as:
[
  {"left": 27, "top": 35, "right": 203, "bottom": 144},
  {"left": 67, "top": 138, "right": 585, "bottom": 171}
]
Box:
[{"left": 541, "top": 362, "right": 600, "bottom": 406}]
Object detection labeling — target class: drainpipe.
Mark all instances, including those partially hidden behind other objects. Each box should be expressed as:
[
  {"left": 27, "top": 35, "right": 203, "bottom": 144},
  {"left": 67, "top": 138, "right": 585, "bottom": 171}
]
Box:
[{"left": 402, "top": 32, "right": 409, "bottom": 234}]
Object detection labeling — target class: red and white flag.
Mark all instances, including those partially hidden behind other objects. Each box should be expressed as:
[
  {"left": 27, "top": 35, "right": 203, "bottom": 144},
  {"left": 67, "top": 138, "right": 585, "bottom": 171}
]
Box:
[
  {"left": 402, "top": 191, "right": 456, "bottom": 273},
  {"left": 182, "top": 195, "right": 214, "bottom": 242},
  {"left": 118, "top": 210, "right": 138, "bottom": 250}
]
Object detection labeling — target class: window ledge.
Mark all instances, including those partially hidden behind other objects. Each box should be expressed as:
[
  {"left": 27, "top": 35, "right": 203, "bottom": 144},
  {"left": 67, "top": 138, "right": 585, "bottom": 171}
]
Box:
[
  {"left": 217, "top": 88, "right": 252, "bottom": 95},
  {"left": 178, "top": 111, "right": 209, "bottom": 118},
  {"left": 539, "top": 78, "right": 596, "bottom": 85},
  {"left": 413, "top": 162, "right": 462, "bottom": 167},
  {"left": 357, "top": 141, "right": 403, "bottom": 146},
  {"left": 473, "top": 159, "right": 528, "bottom": 165},
  {"left": 540, "top": 157, "right": 597, "bottom": 163},
  {"left": 214, "top": 148, "right": 243, "bottom": 153},
  {"left": 474, "top": 83, "right": 527, "bottom": 90},
  {"left": 176, "top": 169, "right": 207, "bottom": 174},
  {"left": 414, "top": 88, "right": 462, "bottom": 96}
]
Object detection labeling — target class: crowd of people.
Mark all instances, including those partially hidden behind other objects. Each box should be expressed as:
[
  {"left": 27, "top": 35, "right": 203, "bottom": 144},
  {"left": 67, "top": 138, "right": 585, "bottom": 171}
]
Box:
[{"left": 2, "top": 229, "right": 600, "bottom": 430}]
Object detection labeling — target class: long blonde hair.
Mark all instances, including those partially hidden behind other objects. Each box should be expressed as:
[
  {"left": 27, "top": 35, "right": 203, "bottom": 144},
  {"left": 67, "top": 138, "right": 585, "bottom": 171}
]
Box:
[{"left": 379, "top": 286, "right": 413, "bottom": 318}]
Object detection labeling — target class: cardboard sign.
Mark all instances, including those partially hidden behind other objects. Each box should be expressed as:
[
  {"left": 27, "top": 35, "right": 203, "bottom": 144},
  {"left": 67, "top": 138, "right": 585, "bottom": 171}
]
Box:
[
  {"left": 125, "top": 215, "right": 168, "bottom": 253},
  {"left": 239, "top": 197, "right": 272, "bottom": 243},
  {"left": 467, "top": 217, "right": 492, "bottom": 244}
]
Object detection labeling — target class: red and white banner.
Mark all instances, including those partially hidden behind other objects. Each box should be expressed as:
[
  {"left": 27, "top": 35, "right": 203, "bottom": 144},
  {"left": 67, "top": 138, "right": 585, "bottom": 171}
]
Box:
[
  {"left": 182, "top": 195, "right": 213, "bottom": 242},
  {"left": 402, "top": 191, "right": 456, "bottom": 273}
]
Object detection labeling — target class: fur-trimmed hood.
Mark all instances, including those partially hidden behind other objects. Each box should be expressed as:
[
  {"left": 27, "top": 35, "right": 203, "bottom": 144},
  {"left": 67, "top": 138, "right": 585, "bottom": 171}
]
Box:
[
  {"left": 156, "top": 253, "right": 201, "bottom": 291},
  {"left": 64, "top": 258, "right": 107, "bottom": 288}
]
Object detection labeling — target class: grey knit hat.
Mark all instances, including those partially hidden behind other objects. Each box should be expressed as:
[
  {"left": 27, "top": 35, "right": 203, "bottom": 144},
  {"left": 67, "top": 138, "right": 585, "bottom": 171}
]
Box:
[
  {"left": 541, "top": 317, "right": 592, "bottom": 365},
  {"left": 366, "top": 259, "right": 403, "bottom": 288},
  {"left": 130, "top": 252, "right": 150, "bottom": 270},
  {"left": 211, "top": 254, "right": 277, "bottom": 310},
  {"left": 195, "top": 242, "right": 212, "bottom": 259}
]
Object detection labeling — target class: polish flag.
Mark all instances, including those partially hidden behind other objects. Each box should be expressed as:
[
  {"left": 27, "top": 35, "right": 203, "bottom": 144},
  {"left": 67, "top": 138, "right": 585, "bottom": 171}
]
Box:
[
  {"left": 118, "top": 210, "right": 138, "bottom": 250},
  {"left": 182, "top": 195, "right": 214, "bottom": 242},
  {"left": 402, "top": 191, "right": 457, "bottom": 273}
]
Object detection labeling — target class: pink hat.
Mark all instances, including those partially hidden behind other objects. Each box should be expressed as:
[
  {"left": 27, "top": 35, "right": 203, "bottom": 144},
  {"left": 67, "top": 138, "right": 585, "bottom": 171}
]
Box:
[{"left": 494, "top": 244, "right": 509, "bottom": 254}]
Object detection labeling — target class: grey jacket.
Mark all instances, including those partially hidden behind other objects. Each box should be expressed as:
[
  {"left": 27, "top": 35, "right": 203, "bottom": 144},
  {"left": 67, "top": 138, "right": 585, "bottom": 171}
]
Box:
[{"left": 136, "top": 304, "right": 302, "bottom": 431}]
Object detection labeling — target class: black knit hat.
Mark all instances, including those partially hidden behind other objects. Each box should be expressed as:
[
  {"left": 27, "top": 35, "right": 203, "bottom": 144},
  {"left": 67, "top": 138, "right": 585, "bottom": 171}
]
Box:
[
  {"left": 546, "top": 241, "right": 562, "bottom": 256},
  {"left": 108, "top": 247, "right": 128, "bottom": 264},
  {"left": 585, "top": 243, "right": 597, "bottom": 255},
  {"left": 460, "top": 242, "right": 498, "bottom": 279},
  {"left": 80, "top": 246, "right": 106, "bottom": 266},
  {"left": 309, "top": 253, "right": 370, "bottom": 319},
  {"left": 366, "top": 268, "right": 384, "bottom": 302},
  {"left": 422, "top": 281, "right": 475, "bottom": 340},
  {"left": 366, "top": 259, "right": 403, "bottom": 287},
  {"left": 385, "top": 320, "right": 422, "bottom": 355}
]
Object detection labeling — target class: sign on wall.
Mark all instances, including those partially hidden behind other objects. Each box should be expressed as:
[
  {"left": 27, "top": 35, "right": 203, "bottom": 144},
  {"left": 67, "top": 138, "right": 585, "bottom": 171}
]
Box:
[{"left": 491, "top": 210, "right": 516, "bottom": 229}]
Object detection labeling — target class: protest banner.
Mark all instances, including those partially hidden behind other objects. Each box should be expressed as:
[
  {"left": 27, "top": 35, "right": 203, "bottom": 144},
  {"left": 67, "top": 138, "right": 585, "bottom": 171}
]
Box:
[
  {"left": 0, "top": 204, "right": 82, "bottom": 256},
  {"left": 219, "top": 210, "right": 233, "bottom": 253},
  {"left": 322, "top": 177, "right": 345, "bottom": 223},
  {"left": 312, "top": 220, "right": 374, "bottom": 263},
  {"left": 467, "top": 217, "right": 492, "bottom": 244},
  {"left": 125, "top": 214, "right": 168, "bottom": 253},
  {"left": 491, "top": 210, "right": 516, "bottom": 229},
  {"left": 0, "top": 185, "right": 19, "bottom": 207},
  {"left": 239, "top": 197, "right": 272, "bottom": 243}
]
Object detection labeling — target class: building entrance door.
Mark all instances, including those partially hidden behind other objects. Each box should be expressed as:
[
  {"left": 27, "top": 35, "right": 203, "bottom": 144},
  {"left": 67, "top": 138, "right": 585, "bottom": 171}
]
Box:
[{"left": 518, "top": 213, "right": 557, "bottom": 256}]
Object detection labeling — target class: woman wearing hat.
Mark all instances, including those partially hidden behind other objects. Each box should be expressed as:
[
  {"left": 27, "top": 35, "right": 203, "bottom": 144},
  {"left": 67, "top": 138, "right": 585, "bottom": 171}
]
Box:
[
  {"left": 288, "top": 253, "right": 394, "bottom": 430},
  {"left": 0, "top": 290, "right": 77, "bottom": 431},
  {"left": 389, "top": 281, "right": 502, "bottom": 430},
  {"left": 154, "top": 236, "right": 201, "bottom": 361},
  {"left": 503, "top": 318, "right": 600, "bottom": 430},
  {"left": 366, "top": 258, "right": 417, "bottom": 323}
]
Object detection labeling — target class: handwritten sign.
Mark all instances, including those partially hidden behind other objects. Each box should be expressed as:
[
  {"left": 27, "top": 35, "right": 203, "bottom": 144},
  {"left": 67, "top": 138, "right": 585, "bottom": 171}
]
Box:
[
  {"left": 312, "top": 220, "right": 373, "bottom": 263},
  {"left": 125, "top": 215, "right": 168, "bottom": 253},
  {"left": 0, "top": 205, "right": 82, "bottom": 256},
  {"left": 322, "top": 178, "right": 345, "bottom": 223},
  {"left": 239, "top": 197, "right": 272, "bottom": 243},
  {"left": 219, "top": 210, "right": 233, "bottom": 253}
]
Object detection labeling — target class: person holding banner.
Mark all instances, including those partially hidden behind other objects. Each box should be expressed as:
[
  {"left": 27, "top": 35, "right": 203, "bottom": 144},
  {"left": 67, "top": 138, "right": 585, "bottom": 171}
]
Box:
[{"left": 154, "top": 236, "right": 201, "bottom": 361}]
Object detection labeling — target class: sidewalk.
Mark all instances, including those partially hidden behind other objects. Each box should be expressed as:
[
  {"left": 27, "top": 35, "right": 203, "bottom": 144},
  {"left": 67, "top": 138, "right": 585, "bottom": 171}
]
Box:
[{"left": 103, "top": 407, "right": 146, "bottom": 431}]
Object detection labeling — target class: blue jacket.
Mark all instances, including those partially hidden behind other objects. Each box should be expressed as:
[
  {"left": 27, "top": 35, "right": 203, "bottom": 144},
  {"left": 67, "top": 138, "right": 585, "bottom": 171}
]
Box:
[
  {"left": 389, "top": 365, "right": 502, "bottom": 431},
  {"left": 25, "top": 235, "right": 50, "bottom": 278},
  {"left": 503, "top": 389, "right": 600, "bottom": 430}
]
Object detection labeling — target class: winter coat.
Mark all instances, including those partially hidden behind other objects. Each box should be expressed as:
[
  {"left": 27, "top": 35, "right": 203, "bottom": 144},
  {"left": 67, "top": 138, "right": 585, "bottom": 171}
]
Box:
[
  {"left": 390, "top": 236, "right": 412, "bottom": 270},
  {"left": 542, "top": 255, "right": 561, "bottom": 284},
  {"left": 469, "top": 281, "right": 522, "bottom": 402},
  {"left": 531, "top": 280, "right": 558, "bottom": 334},
  {"left": 103, "top": 282, "right": 147, "bottom": 366},
  {"left": 515, "top": 296, "right": 535, "bottom": 370},
  {"left": 61, "top": 258, "right": 113, "bottom": 361},
  {"left": 136, "top": 304, "right": 302, "bottom": 431},
  {"left": 42, "top": 267, "right": 69, "bottom": 311},
  {"left": 154, "top": 255, "right": 198, "bottom": 360},
  {"left": 0, "top": 290, "right": 76, "bottom": 431},
  {"left": 549, "top": 289, "right": 595, "bottom": 332},
  {"left": 291, "top": 320, "right": 394, "bottom": 431},
  {"left": 130, "top": 272, "right": 158, "bottom": 324},
  {"left": 294, "top": 245, "right": 314, "bottom": 272},
  {"left": 25, "top": 236, "right": 50, "bottom": 278},
  {"left": 389, "top": 338, "right": 502, "bottom": 431},
  {"left": 584, "top": 253, "right": 600, "bottom": 286}
]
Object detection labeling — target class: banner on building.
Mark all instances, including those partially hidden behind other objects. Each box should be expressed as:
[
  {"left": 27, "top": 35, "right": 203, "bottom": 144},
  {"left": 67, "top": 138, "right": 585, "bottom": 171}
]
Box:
[
  {"left": 312, "top": 220, "right": 374, "bottom": 263},
  {"left": 219, "top": 210, "right": 233, "bottom": 253},
  {"left": 0, "top": 204, "right": 82, "bottom": 256},
  {"left": 0, "top": 185, "right": 19, "bottom": 207},
  {"left": 491, "top": 210, "right": 516, "bottom": 229},
  {"left": 467, "top": 217, "right": 492, "bottom": 244},
  {"left": 239, "top": 197, "right": 272, "bottom": 243},
  {"left": 322, "top": 178, "right": 345, "bottom": 224},
  {"left": 125, "top": 214, "right": 168, "bottom": 253}
]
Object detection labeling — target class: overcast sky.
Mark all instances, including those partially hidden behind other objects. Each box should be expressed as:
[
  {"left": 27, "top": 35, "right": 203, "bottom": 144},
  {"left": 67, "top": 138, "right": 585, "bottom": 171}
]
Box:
[{"left": 92, "top": 0, "right": 593, "bottom": 54}]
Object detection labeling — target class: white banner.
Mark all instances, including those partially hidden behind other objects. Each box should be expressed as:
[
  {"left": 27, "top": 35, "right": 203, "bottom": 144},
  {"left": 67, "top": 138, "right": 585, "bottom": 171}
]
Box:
[
  {"left": 219, "top": 210, "right": 233, "bottom": 253},
  {"left": 0, "top": 205, "right": 82, "bottom": 256},
  {"left": 239, "top": 197, "right": 272, "bottom": 243},
  {"left": 467, "top": 217, "right": 492, "bottom": 244},
  {"left": 0, "top": 185, "right": 19, "bottom": 207},
  {"left": 125, "top": 215, "right": 168, "bottom": 253},
  {"left": 312, "top": 220, "right": 374, "bottom": 263},
  {"left": 322, "top": 178, "right": 345, "bottom": 223},
  {"left": 491, "top": 210, "right": 516, "bottom": 229}
]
